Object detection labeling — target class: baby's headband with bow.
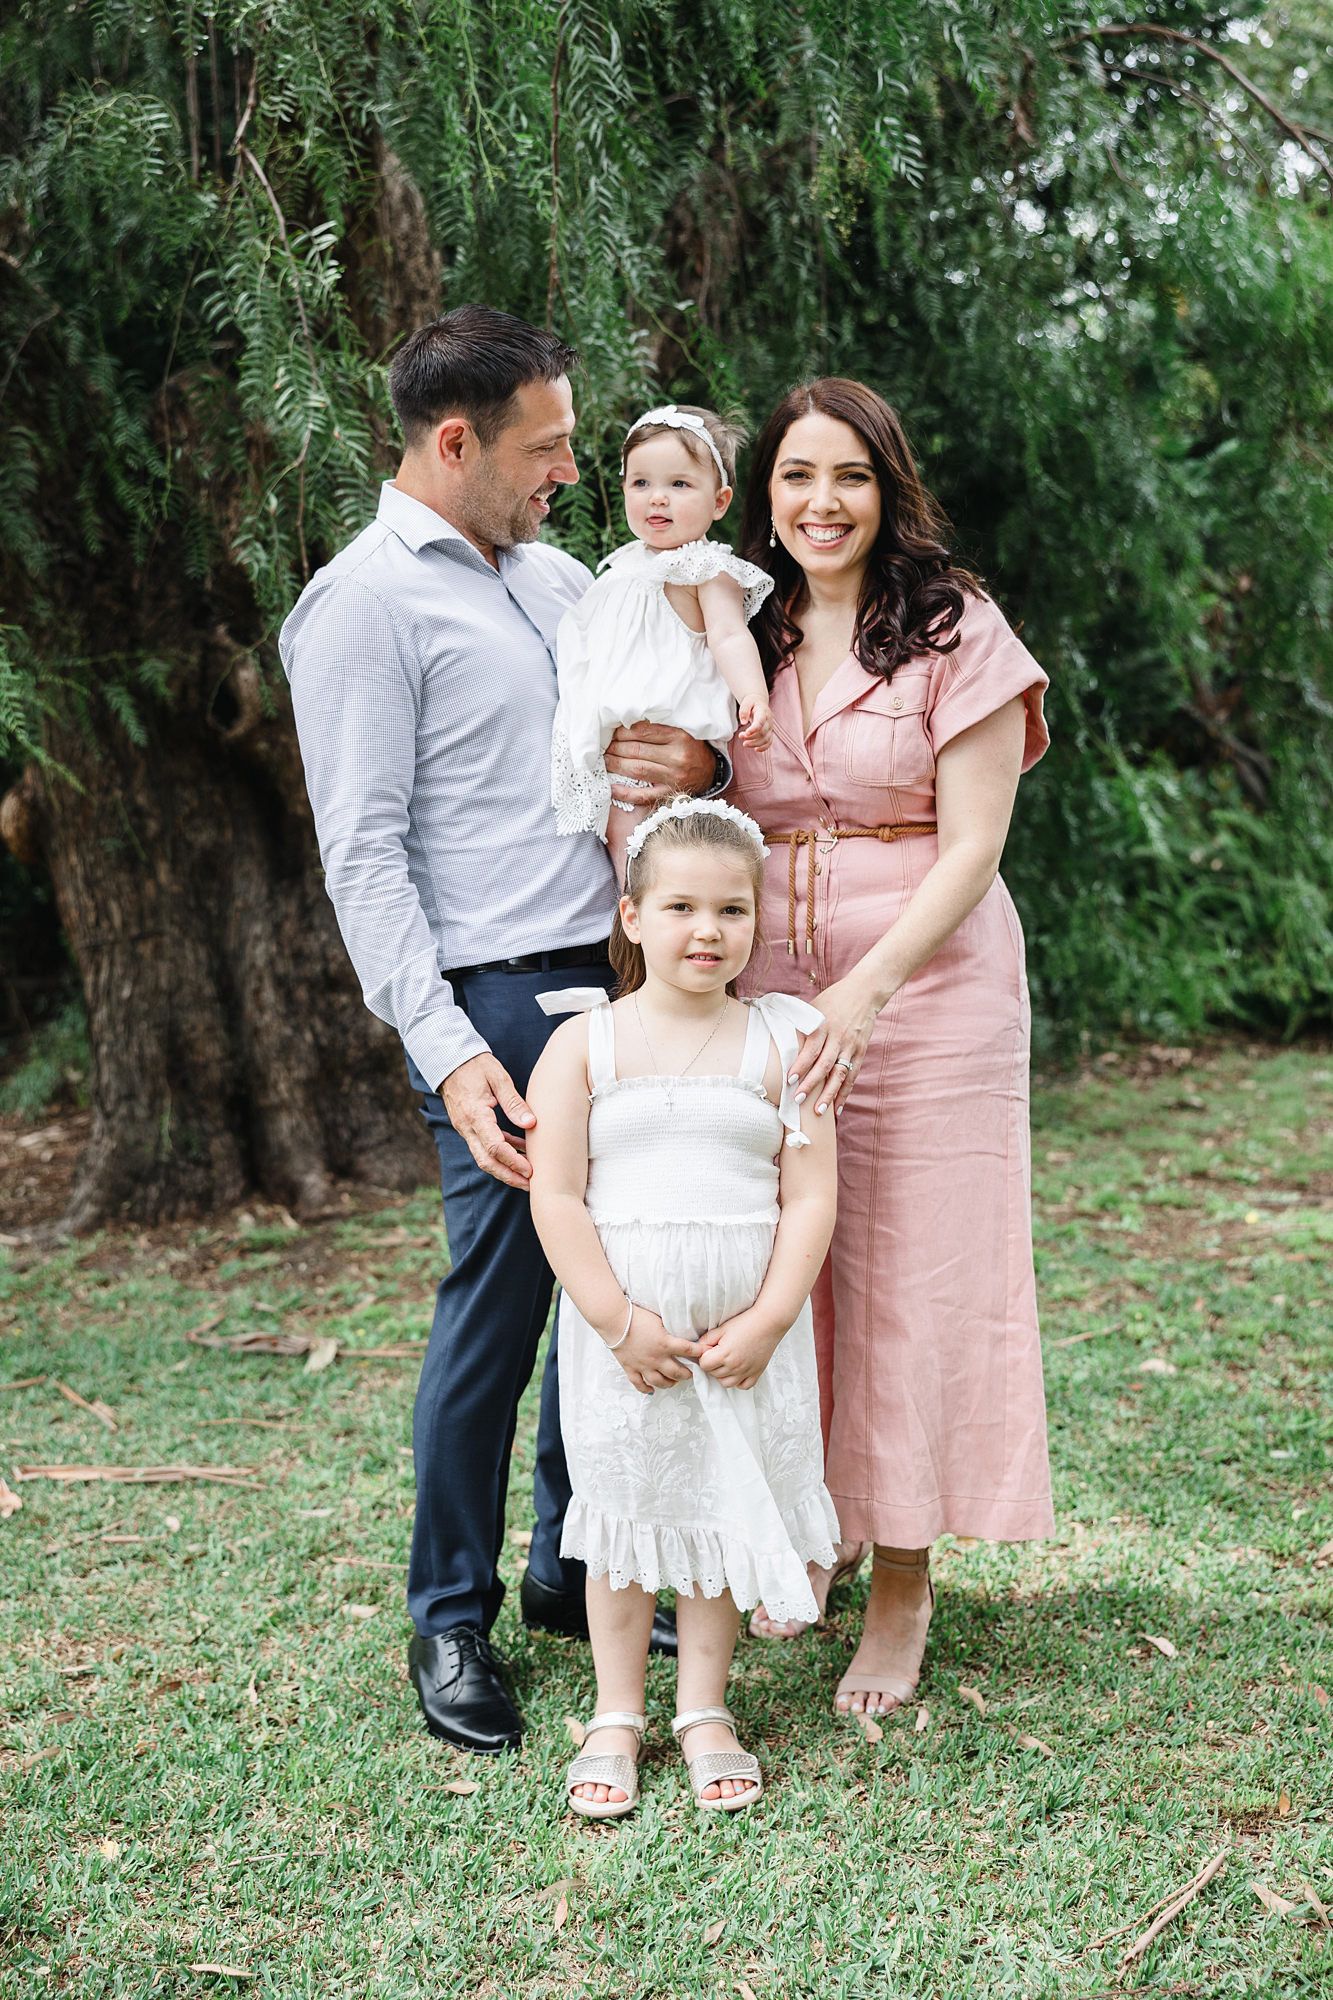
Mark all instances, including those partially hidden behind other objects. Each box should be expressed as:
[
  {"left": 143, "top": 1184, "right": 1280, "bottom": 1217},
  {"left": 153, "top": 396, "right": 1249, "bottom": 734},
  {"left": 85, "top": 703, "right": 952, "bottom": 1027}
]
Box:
[{"left": 623, "top": 405, "right": 728, "bottom": 486}]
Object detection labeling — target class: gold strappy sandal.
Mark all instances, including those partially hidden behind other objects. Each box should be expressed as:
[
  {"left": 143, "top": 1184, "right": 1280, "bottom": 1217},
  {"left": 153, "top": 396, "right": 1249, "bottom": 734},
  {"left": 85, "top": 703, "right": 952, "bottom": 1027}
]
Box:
[
  {"left": 834, "top": 1548, "right": 934, "bottom": 1714},
  {"left": 671, "top": 1705, "right": 763, "bottom": 1814},
  {"left": 565, "top": 1711, "right": 644, "bottom": 1821}
]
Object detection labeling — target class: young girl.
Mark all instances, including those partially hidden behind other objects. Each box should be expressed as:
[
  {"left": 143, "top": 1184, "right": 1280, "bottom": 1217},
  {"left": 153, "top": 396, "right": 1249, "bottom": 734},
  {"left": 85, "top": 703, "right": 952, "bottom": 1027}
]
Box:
[
  {"left": 527, "top": 797, "right": 839, "bottom": 1819},
  {"left": 550, "top": 404, "right": 776, "bottom": 885}
]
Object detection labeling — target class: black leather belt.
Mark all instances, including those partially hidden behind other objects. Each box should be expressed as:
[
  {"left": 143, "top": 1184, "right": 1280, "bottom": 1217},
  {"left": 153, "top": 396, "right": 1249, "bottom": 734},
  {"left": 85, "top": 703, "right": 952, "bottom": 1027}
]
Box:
[{"left": 442, "top": 939, "right": 611, "bottom": 984}]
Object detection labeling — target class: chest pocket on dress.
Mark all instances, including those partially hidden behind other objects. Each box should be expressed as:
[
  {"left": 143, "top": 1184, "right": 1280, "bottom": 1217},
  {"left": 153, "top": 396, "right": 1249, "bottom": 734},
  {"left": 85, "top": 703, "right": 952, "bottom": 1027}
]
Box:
[
  {"left": 844, "top": 674, "right": 933, "bottom": 790},
  {"left": 729, "top": 737, "right": 773, "bottom": 795}
]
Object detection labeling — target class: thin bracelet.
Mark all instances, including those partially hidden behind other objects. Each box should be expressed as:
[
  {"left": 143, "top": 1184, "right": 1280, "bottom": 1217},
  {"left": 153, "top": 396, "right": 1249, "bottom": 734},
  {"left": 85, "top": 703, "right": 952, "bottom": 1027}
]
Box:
[{"left": 604, "top": 1299, "right": 634, "bottom": 1351}]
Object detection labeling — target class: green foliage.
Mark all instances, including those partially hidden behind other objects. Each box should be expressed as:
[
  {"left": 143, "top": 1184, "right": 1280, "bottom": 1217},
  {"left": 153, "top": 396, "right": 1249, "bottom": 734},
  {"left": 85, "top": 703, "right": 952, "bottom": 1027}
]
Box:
[
  {"left": 0, "top": 998, "right": 89, "bottom": 1120},
  {"left": 1, "top": 0, "right": 1332, "bottom": 1043}
]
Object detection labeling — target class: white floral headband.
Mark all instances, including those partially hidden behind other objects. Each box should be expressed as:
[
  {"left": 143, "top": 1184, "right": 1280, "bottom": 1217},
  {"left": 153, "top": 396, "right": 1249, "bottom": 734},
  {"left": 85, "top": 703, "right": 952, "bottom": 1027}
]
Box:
[
  {"left": 623, "top": 405, "right": 728, "bottom": 486},
  {"left": 624, "top": 797, "right": 769, "bottom": 864}
]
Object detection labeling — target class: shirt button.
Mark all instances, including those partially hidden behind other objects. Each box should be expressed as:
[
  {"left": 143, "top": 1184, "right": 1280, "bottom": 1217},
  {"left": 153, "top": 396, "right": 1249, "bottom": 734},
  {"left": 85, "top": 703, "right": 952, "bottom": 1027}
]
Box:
[{"left": 808, "top": 972, "right": 818, "bottom": 985}]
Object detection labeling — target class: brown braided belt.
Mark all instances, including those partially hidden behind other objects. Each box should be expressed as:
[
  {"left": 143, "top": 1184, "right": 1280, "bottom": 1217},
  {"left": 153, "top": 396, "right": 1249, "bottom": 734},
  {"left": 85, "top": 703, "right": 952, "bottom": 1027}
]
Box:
[{"left": 762, "top": 824, "right": 938, "bottom": 956}]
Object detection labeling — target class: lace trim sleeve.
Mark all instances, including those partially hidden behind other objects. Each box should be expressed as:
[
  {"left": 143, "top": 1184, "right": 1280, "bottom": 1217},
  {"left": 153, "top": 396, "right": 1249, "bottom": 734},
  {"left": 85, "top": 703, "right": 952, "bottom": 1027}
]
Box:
[{"left": 649, "top": 540, "right": 776, "bottom": 624}]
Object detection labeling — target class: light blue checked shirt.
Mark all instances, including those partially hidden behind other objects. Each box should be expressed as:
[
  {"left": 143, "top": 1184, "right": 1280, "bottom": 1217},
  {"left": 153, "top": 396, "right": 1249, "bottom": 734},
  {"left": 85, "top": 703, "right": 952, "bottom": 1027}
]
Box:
[{"left": 281, "top": 482, "right": 618, "bottom": 1091}]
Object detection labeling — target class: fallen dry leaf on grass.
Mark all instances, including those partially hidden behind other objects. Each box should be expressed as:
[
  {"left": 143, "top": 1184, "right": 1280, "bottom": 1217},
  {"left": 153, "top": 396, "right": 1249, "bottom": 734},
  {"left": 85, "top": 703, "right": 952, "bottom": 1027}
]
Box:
[
  {"left": 1014, "top": 1734, "right": 1054, "bottom": 1757},
  {"left": 97, "top": 1838, "right": 120, "bottom": 1859},
  {"left": 553, "top": 1893, "right": 569, "bottom": 1932},
  {"left": 914, "top": 1705, "right": 930, "bottom": 1733},
  {"left": 343, "top": 1603, "right": 378, "bottom": 1620},
  {"left": 855, "top": 1710, "right": 883, "bottom": 1743},
  {"left": 1300, "top": 1881, "right": 1330, "bottom": 1924},
  {"left": 303, "top": 1337, "right": 340, "bottom": 1374},
  {"left": 1141, "top": 1632, "right": 1178, "bottom": 1659},
  {"left": 54, "top": 1380, "right": 117, "bottom": 1430},
  {"left": 16, "top": 1463, "right": 259, "bottom": 1487},
  {"left": 508, "top": 1528, "right": 533, "bottom": 1549},
  {"left": 564, "top": 1715, "right": 586, "bottom": 1747},
  {"left": 737, "top": 1984, "right": 760, "bottom": 2000},
  {"left": 957, "top": 1683, "right": 986, "bottom": 1718},
  {"left": 0, "top": 1476, "right": 22, "bottom": 1518},
  {"left": 1138, "top": 1357, "right": 1177, "bottom": 1376},
  {"left": 5, "top": 1744, "right": 60, "bottom": 1772},
  {"left": 1251, "top": 1881, "right": 1300, "bottom": 1917},
  {"left": 1278, "top": 1789, "right": 1292, "bottom": 1817},
  {"left": 188, "top": 1965, "right": 253, "bottom": 1981},
  {"left": 703, "top": 1919, "right": 726, "bottom": 1947},
  {"left": 443, "top": 1779, "right": 479, "bottom": 1796},
  {"left": 246, "top": 1677, "right": 258, "bottom": 1707},
  {"left": 1120, "top": 1849, "right": 1227, "bottom": 1965},
  {"left": 1310, "top": 1684, "right": 1329, "bottom": 1708},
  {"left": 183, "top": 1315, "right": 226, "bottom": 1339}
]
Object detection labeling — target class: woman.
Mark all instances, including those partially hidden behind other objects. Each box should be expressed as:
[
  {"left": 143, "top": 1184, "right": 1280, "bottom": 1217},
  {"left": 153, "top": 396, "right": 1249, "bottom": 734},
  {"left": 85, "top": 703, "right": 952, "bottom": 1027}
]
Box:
[{"left": 728, "top": 378, "right": 1054, "bottom": 1716}]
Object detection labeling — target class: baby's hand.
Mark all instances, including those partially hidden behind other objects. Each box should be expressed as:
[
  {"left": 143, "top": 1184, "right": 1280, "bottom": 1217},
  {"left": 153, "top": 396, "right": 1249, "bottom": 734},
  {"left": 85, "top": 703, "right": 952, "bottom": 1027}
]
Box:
[
  {"left": 696, "top": 1309, "right": 784, "bottom": 1391},
  {"left": 738, "top": 698, "right": 774, "bottom": 752},
  {"left": 607, "top": 1303, "right": 698, "bottom": 1396}
]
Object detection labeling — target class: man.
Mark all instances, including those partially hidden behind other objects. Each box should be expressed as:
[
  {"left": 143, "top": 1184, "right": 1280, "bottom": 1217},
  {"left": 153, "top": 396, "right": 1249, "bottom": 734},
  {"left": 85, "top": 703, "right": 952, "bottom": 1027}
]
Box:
[{"left": 281, "top": 305, "right": 722, "bottom": 1755}]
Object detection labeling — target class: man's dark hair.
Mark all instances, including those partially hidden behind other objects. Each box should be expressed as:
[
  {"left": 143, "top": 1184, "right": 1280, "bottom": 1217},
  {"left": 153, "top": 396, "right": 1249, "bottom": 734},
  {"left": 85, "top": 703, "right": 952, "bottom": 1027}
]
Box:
[{"left": 388, "top": 306, "right": 579, "bottom": 450}]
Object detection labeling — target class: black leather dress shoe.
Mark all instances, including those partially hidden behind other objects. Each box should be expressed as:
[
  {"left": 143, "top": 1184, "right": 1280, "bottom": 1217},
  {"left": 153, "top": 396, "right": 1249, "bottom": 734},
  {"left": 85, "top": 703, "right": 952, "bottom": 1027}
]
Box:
[
  {"left": 407, "top": 1628, "right": 523, "bottom": 1755},
  {"left": 519, "top": 1566, "right": 678, "bottom": 1656}
]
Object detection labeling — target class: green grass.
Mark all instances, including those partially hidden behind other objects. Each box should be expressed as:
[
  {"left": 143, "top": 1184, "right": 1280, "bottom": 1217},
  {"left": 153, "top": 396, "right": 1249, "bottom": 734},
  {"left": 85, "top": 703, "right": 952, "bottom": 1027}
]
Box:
[{"left": 2, "top": 1043, "right": 1332, "bottom": 1996}]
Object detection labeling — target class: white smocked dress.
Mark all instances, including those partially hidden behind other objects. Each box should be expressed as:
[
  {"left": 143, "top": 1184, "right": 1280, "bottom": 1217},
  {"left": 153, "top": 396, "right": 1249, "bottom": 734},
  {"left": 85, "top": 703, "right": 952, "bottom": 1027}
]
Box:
[
  {"left": 543, "top": 988, "right": 840, "bottom": 1627},
  {"left": 551, "top": 537, "right": 774, "bottom": 840}
]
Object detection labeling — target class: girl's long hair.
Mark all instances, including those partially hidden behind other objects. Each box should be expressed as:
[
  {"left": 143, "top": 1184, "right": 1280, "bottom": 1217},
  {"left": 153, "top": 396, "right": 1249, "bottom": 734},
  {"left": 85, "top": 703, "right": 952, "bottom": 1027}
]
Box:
[
  {"left": 609, "top": 802, "right": 768, "bottom": 998},
  {"left": 739, "top": 377, "right": 982, "bottom": 688}
]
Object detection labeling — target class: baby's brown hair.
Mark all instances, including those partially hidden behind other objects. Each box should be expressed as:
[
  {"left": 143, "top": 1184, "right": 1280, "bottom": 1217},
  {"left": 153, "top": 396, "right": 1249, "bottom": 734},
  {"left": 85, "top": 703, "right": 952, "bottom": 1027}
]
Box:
[{"left": 621, "top": 405, "right": 748, "bottom": 490}]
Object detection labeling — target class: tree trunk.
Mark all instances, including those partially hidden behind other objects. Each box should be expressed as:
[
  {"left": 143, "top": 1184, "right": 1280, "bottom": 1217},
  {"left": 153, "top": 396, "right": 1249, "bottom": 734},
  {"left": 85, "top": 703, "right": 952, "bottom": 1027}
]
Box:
[
  {"left": 0, "top": 145, "right": 446, "bottom": 1231},
  {"left": 25, "top": 631, "right": 433, "bottom": 1231}
]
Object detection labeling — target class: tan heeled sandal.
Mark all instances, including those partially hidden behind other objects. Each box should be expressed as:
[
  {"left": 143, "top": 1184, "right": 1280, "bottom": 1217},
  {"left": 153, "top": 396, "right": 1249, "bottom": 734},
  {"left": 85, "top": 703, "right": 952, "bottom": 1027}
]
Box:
[
  {"left": 671, "top": 1706, "right": 763, "bottom": 1814},
  {"left": 565, "top": 1711, "right": 644, "bottom": 1820},
  {"left": 748, "top": 1540, "right": 873, "bottom": 1641},
  {"left": 834, "top": 1548, "right": 934, "bottom": 1714}
]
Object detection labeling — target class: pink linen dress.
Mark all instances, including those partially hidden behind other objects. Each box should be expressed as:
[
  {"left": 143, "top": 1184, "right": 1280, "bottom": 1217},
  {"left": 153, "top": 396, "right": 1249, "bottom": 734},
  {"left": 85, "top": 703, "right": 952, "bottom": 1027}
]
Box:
[{"left": 729, "top": 591, "right": 1056, "bottom": 1547}]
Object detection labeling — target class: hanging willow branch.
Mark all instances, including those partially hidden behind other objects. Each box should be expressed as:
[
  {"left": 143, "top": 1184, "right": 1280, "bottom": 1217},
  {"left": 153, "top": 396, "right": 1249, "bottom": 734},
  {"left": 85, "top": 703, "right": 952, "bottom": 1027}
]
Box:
[
  {"left": 546, "top": 0, "right": 568, "bottom": 331},
  {"left": 1060, "top": 23, "right": 1333, "bottom": 182}
]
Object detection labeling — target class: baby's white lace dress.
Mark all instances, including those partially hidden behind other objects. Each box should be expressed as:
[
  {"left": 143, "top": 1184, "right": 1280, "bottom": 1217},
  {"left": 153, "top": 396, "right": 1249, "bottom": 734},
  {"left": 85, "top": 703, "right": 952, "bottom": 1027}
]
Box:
[
  {"left": 551, "top": 537, "right": 774, "bottom": 840},
  {"left": 550, "top": 992, "right": 839, "bottom": 1626}
]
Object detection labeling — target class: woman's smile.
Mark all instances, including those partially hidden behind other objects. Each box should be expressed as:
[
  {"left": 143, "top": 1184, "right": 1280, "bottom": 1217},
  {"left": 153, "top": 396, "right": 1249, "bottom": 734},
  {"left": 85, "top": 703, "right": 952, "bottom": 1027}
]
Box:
[{"left": 798, "top": 521, "right": 852, "bottom": 546}]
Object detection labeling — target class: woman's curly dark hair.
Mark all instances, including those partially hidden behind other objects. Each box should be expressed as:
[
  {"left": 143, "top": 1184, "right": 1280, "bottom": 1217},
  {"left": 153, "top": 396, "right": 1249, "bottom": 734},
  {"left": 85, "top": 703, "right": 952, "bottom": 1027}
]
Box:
[{"left": 740, "top": 378, "right": 982, "bottom": 687}]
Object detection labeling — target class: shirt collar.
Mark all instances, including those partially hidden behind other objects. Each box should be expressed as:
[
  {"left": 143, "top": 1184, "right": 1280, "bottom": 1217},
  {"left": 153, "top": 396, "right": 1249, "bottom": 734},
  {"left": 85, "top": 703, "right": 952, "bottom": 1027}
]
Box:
[{"left": 376, "top": 480, "right": 530, "bottom": 571}]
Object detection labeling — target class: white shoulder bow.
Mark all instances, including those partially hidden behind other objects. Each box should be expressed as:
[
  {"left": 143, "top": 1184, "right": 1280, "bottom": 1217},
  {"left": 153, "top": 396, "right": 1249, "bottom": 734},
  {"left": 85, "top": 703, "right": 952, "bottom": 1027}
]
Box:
[
  {"left": 748, "top": 992, "right": 825, "bottom": 1148},
  {"left": 535, "top": 987, "right": 611, "bottom": 1017}
]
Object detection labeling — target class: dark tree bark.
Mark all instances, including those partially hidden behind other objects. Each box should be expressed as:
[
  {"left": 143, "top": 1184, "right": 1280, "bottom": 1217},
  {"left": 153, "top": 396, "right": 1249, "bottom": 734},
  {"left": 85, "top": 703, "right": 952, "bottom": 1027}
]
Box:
[
  {"left": 18, "top": 631, "right": 433, "bottom": 1230},
  {"left": 0, "top": 147, "right": 445, "bottom": 1232}
]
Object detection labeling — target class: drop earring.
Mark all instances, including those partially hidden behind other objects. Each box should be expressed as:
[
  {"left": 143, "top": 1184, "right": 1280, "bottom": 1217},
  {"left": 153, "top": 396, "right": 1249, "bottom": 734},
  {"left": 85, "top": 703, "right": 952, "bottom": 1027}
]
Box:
[{"left": 768, "top": 519, "right": 776, "bottom": 549}]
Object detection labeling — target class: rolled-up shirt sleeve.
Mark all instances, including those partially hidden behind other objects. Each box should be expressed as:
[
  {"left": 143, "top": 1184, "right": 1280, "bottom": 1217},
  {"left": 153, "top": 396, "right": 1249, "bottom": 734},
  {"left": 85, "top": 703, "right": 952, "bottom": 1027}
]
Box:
[{"left": 284, "top": 580, "right": 488, "bottom": 1090}]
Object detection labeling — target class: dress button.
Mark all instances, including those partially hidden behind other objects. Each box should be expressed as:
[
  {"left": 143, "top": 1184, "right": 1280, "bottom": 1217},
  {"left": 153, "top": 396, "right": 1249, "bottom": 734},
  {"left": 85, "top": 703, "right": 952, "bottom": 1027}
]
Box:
[
  {"left": 808, "top": 972, "right": 818, "bottom": 985},
  {"left": 892, "top": 696, "right": 903, "bottom": 710}
]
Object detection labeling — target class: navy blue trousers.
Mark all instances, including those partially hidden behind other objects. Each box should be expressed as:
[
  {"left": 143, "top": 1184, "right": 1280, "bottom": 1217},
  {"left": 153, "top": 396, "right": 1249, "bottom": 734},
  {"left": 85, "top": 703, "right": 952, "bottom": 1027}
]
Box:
[{"left": 405, "top": 961, "right": 616, "bottom": 1636}]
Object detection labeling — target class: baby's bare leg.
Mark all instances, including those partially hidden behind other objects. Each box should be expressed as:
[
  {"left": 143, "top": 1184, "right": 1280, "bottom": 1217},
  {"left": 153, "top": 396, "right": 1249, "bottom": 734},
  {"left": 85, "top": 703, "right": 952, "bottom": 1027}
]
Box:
[{"left": 606, "top": 797, "right": 655, "bottom": 889}]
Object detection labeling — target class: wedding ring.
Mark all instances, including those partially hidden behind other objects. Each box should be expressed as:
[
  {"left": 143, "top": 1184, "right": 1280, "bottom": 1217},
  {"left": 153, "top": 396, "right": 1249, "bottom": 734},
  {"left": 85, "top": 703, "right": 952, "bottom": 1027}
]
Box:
[{"left": 835, "top": 1057, "right": 854, "bottom": 1072}]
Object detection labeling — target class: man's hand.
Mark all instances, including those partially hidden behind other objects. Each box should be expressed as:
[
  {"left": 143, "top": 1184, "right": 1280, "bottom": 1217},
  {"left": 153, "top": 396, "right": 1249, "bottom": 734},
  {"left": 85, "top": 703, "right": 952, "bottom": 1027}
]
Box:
[
  {"left": 605, "top": 721, "right": 716, "bottom": 806},
  {"left": 440, "top": 1052, "right": 537, "bottom": 1190}
]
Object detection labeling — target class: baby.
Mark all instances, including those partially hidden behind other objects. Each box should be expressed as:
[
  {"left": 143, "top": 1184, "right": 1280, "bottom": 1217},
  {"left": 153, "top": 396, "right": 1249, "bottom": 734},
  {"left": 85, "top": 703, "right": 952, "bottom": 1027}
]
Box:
[{"left": 551, "top": 404, "right": 775, "bottom": 884}]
